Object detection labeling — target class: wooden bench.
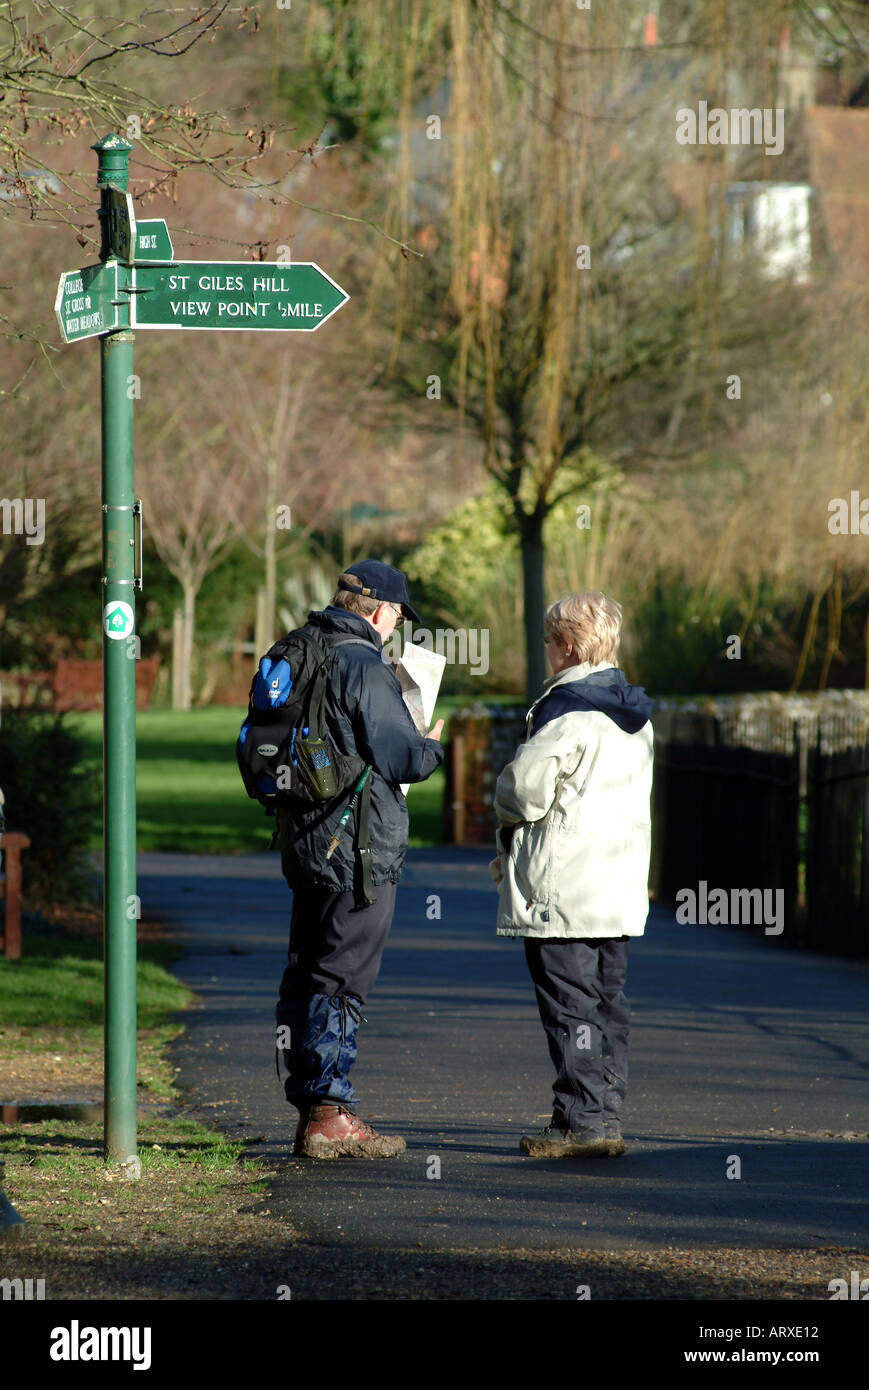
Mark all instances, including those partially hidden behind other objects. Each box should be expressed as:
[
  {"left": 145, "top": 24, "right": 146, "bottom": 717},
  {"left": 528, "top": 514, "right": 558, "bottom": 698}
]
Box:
[{"left": 0, "top": 832, "right": 31, "bottom": 960}]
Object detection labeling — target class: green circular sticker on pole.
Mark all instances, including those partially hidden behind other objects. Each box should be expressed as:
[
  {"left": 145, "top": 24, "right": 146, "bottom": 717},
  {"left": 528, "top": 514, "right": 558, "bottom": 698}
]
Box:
[{"left": 104, "top": 600, "right": 135, "bottom": 640}]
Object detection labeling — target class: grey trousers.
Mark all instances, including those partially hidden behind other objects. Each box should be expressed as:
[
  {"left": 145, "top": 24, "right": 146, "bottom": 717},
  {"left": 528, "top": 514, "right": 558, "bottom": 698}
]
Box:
[{"left": 523, "top": 936, "right": 631, "bottom": 1135}]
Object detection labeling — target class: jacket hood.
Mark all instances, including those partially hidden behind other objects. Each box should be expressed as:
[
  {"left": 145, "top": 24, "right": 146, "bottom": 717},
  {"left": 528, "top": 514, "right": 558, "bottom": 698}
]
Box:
[
  {"left": 306, "top": 606, "right": 382, "bottom": 650},
  {"left": 530, "top": 664, "right": 652, "bottom": 736}
]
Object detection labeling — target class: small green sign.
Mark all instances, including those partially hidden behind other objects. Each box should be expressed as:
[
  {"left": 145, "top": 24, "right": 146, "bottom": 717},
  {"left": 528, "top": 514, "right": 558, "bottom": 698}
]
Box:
[
  {"left": 55, "top": 262, "right": 120, "bottom": 343},
  {"left": 102, "top": 185, "right": 135, "bottom": 262},
  {"left": 134, "top": 219, "right": 174, "bottom": 263},
  {"left": 130, "top": 261, "right": 349, "bottom": 332}
]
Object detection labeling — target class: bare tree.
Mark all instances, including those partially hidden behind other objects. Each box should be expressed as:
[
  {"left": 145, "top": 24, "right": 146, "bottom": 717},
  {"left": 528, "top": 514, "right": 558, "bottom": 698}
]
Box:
[
  {"left": 344, "top": 0, "right": 861, "bottom": 695},
  {"left": 0, "top": 1, "right": 414, "bottom": 386},
  {"left": 137, "top": 398, "right": 252, "bottom": 709}
]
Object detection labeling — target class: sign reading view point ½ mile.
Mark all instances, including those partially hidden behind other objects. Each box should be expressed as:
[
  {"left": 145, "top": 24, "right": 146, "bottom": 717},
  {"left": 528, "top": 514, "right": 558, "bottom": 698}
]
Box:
[{"left": 131, "top": 261, "right": 348, "bottom": 332}]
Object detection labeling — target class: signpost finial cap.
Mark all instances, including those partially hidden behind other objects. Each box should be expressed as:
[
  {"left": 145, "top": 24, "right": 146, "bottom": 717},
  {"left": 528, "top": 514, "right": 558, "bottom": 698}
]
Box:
[{"left": 92, "top": 133, "right": 134, "bottom": 189}]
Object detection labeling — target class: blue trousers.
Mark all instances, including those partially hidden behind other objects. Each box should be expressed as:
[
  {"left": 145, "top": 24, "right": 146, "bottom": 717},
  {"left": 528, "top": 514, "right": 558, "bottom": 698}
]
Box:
[
  {"left": 275, "top": 878, "right": 397, "bottom": 1109},
  {"left": 524, "top": 937, "right": 631, "bottom": 1135}
]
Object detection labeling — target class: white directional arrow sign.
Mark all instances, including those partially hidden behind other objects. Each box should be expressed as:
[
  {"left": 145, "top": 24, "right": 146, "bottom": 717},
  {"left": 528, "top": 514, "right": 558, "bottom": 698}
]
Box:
[
  {"left": 130, "top": 261, "right": 349, "bottom": 332},
  {"left": 55, "top": 263, "right": 121, "bottom": 342}
]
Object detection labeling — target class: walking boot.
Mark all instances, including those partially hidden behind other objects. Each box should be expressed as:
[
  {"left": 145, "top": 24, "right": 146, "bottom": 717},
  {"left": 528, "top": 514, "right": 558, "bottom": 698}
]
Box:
[
  {"left": 298, "top": 1102, "right": 406, "bottom": 1159},
  {"left": 520, "top": 1122, "right": 608, "bottom": 1158}
]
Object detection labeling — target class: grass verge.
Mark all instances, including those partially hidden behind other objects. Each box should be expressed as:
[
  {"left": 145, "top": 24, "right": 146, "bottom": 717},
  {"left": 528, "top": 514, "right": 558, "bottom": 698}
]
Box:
[
  {"left": 68, "top": 697, "right": 517, "bottom": 854},
  {"left": 0, "top": 918, "right": 287, "bottom": 1297},
  {"left": 0, "top": 927, "right": 191, "bottom": 1100}
]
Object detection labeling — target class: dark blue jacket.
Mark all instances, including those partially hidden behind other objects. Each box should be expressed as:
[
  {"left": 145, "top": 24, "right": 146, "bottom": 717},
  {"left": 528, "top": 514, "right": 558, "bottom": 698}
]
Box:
[{"left": 276, "top": 607, "right": 444, "bottom": 892}]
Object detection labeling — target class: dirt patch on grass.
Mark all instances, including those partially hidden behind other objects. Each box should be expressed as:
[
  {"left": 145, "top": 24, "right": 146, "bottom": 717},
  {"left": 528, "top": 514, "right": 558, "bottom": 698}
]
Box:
[
  {"left": 0, "top": 1025, "right": 182, "bottom": 1105},
  {"left": 0, "top": 1114, "right": 296, "bottom": 1298},
  {"left": 0, "top": 1033, "right": 103, "bottom": 1100},
  {"left": 0, "top": 907, "right": 188, "bottom": 1105}
]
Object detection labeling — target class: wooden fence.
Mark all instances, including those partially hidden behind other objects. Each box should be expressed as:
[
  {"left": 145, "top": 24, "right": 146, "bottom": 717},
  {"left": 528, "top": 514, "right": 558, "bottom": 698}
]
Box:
[
  {"left": 649, "top": 737, "right": 800, "bottom": 927},
  {"left": 447, "top": 694, "right": 869, "bottom": 957},
  {"left": 651, "top": 701, "right": 869, "bottom": 955},
  {"left": 0, "top": 658, "right": 160, "bottom": 712},
  {"left": 805, "top": 737, "right": 869, "bottom": 955}
]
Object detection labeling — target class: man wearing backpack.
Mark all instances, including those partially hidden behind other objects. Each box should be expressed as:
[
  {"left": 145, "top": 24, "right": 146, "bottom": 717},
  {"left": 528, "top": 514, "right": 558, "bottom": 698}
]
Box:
[{"left": 272, "top": 560, "right": 445, "bottom": 1159}]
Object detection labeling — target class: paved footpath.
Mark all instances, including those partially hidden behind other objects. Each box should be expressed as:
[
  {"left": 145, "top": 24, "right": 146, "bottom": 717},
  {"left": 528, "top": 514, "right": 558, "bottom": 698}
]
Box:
[{"left": 139, "top": 847, "right": 869, "bottom": 1257}]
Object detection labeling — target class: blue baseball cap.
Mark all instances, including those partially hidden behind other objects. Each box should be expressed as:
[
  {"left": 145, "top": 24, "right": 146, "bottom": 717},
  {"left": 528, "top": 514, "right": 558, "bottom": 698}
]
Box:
[{"left": 337, "top": 559, "right": 421, "bottom": 623}]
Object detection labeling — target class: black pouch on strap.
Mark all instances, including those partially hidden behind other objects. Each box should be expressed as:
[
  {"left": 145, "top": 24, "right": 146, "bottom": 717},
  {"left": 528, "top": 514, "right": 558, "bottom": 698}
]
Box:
[{"left": 352, "top": 775, "right": 376, "bottom": 910}]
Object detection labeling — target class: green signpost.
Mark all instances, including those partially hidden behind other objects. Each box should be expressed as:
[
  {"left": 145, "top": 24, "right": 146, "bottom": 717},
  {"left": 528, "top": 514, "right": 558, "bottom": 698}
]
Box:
[
  {"left": 101, "top": 184, "right": 135, "bottom": 263},
  {"left": 55, "top": 262, "right": 120, "bottom": 343},
  {"left": 131, "top": 261, "right": 348, "bottom": 331},
  {"left": 134, "top": 219, "right": 173, "bottom": 263},
  {"left": 55, "top": 133, "right": 350, "bottom": 1175}
]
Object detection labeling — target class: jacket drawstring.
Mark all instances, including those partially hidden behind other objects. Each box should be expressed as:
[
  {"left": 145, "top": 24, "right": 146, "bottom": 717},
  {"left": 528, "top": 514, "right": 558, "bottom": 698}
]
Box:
[{"left": 338, "top": 994, "right": 365, "bottom": 1039}]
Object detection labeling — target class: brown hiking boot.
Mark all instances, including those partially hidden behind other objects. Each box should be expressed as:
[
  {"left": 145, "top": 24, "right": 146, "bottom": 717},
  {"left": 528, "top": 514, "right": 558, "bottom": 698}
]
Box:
[{"left": 298, "top": 1102, "right": 406, "bottom": 1159}]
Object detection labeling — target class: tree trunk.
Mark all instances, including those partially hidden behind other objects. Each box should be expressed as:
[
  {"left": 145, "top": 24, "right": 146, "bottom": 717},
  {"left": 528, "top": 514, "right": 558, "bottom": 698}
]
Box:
[
  {"left": 181, "top": 577, "right": 196, "bottom": 712},
  {"left": 254, "top": 585, "right": 269, "bottom": 660},
  {"left": 171, "top": 607, "right": 184, "bottom": 711},
  {"left": 520, "top": 509, "right": 547, "bottom": 702}
]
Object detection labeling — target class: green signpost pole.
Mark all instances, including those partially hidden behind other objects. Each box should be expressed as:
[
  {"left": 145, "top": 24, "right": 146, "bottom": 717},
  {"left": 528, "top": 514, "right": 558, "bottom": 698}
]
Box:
[
  {"left": 54, "top": 133, "right": 349, "bottom": 1175},
  {"left": 93, "top": 134, "right": 140, "bottom": 1176}
]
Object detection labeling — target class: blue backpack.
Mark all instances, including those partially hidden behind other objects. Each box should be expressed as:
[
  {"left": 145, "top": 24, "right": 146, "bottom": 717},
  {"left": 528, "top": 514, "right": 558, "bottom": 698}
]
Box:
[{"left": 237, "top": 626, "right": 370, "bottom": 807}]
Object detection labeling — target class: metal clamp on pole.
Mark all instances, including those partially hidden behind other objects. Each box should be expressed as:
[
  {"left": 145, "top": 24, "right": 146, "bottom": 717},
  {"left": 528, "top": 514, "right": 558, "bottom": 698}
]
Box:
[
  {"left": 133, "top": 497, "right": 143, "bottom": 592},
  {"left": 100, "top": 500, "right": 143, "bottom": 590}
]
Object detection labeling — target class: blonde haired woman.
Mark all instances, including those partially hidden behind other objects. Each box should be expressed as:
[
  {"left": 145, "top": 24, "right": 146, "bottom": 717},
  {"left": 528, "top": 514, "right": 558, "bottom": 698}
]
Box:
[{"left": 491, "top": 592, "right": 653, "bottom": 1158}]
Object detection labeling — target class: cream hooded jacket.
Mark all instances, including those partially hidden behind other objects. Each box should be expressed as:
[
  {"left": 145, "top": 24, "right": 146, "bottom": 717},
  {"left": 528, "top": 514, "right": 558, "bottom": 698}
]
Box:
[{"left": 491, "top": 661, "right": 654, "bottom": 939}]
